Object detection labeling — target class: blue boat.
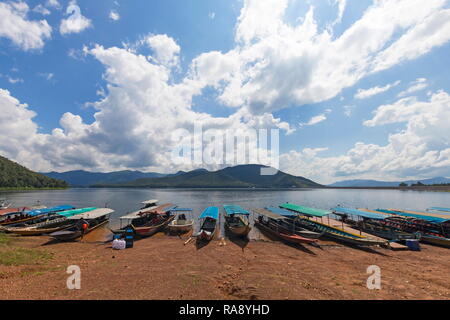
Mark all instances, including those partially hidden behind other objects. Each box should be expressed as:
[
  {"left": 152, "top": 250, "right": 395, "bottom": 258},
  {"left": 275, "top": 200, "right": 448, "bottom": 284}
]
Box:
[
  {"left": 331, "top": 207, "right": 420, "bottom": 242},
  {"left": 0, "top": 205, "right": 75, "bottom": 227},
  {"left": 196, "top": 207, "right": 219, "bottom": 242}
]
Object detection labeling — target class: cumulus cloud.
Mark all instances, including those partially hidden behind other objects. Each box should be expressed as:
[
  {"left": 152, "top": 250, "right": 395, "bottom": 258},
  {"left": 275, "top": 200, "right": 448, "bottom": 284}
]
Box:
[
  {"left": 354, "top": 80, "right": 401, "bottom": 100},
  {"left": 0, "top": 1, "right": 52, "bottom": 50},
  {"left": 192, "top": 0, "right": 450, "bottom": 115},
  {"left": 397, "top": 78, "right": 428, "bottom": 97},
  {"left": 144, "top": 34, "right": 180, "bottom": 68},
  {"left": 282, "top": 90, "right": 450, "bottom": 183},
  {"left": 300, "top": 109, "right": 331, "bottom": 127},
  {"left": 0, "top": 42, "right": 291, "bottom": 172},
  {"left": 60, "top": 1, "right": 92, "bottom": 35},
  {"left": 2, "top": 0, "right": 450, "bottom": 181},
  {"left": 33, "top": 4, "right": 51, "bottom": 15}
]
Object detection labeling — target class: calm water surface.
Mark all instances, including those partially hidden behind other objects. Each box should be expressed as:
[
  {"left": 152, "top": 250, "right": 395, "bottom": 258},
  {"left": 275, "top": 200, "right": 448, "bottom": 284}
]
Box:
[{"left": 2, "top": 188, "right": 450, "bottom": 240}]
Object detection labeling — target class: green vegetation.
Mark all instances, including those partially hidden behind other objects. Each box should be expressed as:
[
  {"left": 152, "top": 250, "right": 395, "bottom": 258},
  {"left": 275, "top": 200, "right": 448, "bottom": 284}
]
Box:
[
  {"left": 0, "top": 247, "right": 52, "bottom": 266},
  {"left": 0, "top": 233, "right": 52, "bottom": 266},
  {"left": 0, "top": 155, "right": 68, "bottom": 189},
  {"left": 93, "top": 164, "right": 322, "bottom": 188}
]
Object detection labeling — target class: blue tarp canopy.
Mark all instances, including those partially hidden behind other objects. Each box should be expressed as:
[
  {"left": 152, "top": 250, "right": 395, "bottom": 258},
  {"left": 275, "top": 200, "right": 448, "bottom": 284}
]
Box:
[
  {"left": 428, "top": 207, "right": 450, "bottom": 214},
  {"left": 200, "top": 206, "right": 219, "bottom": 220},
  {"left": 170, "top": 208, "right": 192, "bottom": 212},
  {"left": 265, "top": 207, "right": 297, "bottom": 217},
  {"left": 377, "top": 209, "right": 449, "bottom": 224},
  {"left": 27, "top": 205, "right": 75, "bottom": 216},
  {"left": 332, "top": 207, "right": 387, "bottom": 220},
  {"left": 223, "top": 205, "right": 249, "bottom": 216}
]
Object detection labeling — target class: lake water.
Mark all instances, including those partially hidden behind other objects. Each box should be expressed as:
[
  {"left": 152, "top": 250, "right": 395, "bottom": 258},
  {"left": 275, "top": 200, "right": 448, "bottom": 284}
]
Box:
[{"left": 2, "top": 188, "right": 450, "bottom": 240}]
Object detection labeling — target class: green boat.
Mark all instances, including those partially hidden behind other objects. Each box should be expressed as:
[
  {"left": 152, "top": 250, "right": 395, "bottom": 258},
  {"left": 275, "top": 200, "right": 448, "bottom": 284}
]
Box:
[{"left": 279, "top": 203, "right": 387, "bottom": 246}]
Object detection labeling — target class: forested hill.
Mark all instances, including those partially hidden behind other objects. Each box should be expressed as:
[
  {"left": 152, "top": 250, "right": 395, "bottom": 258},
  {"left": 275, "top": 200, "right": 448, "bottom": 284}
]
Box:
[{"left": 0, "top": 156, "right": 68, "bottom": 189}]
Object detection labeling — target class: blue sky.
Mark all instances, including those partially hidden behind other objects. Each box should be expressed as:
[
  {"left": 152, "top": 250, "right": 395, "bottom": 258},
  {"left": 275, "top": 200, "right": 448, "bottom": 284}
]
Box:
[{"left": 1, "top": 0, "right": 450, "bottom": 184}]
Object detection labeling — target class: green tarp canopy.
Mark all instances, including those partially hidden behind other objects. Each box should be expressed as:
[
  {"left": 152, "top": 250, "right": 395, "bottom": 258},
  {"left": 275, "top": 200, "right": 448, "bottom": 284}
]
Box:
[
  {"left": 58, "top": 207, "right": 97, "bottom": 218},
  {"left": 280, "top": 203, "right": 330, "bottom": 217}
]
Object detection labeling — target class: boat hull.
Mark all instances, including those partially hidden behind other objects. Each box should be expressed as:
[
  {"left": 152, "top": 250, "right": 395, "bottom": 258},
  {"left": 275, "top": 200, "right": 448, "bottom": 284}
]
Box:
[
  {"left": 50, "top": 219, "right": 109, "bottom": 242},
  {"left": 131, "top": 215, "right": 175, "bottom": 238},
  {"left": 167, "top": 220, "right": 193, "bottom": 234},
  {"left": 421, "top": 235, "right": 450, "bottom": 248},
  {"left": 255, "top": 220, "right": 317, "bottom": 245}
]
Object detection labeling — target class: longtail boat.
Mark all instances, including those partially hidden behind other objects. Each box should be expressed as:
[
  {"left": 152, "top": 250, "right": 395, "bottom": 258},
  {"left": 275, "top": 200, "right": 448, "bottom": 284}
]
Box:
[
  {"left": 167, "top": 208, "right": 194, "bottom": 234},
  {"left": 253, "top": 209, "right": 318, "bottom": 244},
  {"left": 111, "top": 203, "right": 175, "bottom": 238},
  {"left": 264, "top": 207, "right": 323, "bottom": 239},
  {"left": 279, "top": 203, "right": 387, "bottom": 246},
  {"left": 376, "top": 209, "right": 450, "bottom": 237},
  {"left": 428, "top": 207, "right": 450, "bottom": 214},
  {"left": 359, "top": 208, "right": 450, "bottom": 247},
  {"left": 420, "top": 234, "right": 450, "bottom": 248},
  {"left": 4, "top": 207, "right": 98, "bottom": 236},
  {"left": 223, "top": 204, "right": 251, "bottom": 238},
  {"left": 331, "top": 207, "right": 420, "bottom": 242},
  {"left": 50, "top": 208, "right": 114, "bottom": 241},
  {"left": 195, "top": 207, "right": 219, "bottom": 242},
  {"left": 0, "top": 205, "right": 75, "bottom": 227}
]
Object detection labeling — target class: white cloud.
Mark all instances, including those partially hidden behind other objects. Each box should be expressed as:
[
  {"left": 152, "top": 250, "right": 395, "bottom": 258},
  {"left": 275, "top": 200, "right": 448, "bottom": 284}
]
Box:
[
  {"left": 0, "top": 42, "right": 291, "bottom": 172},
  {"left": 0, "top": 2, "right": 52, "bottom": 50},
  {"left": 209, "top": 12, "right": 215, "bottom": 20},
  {"left": 397, "top": 78, "right": 428, "bottom": 97},
  {"left": 354, "top": 80, "right": 400, "bottom": 100},
  {"left": 145, "top": 34, "right": 180, "bottom": 67},
  {"left": 190, "top": 0, "right": 450, "bottom": 115},
  {"left": 60, "top": 1, "right": 92, "bottom": 35},
  {"left": 331, "top": 0, "right": 347, "bottom": 26},
  {"left": 46, "top": 0, "right": 61, "bottom": 9},
  {"left": 300, "top": 109, "right": 331, "bottom": 127},
  {"left": 33, "top": 4, "right": 51, "bottom": 16},
  {"left": 282, "top": 90, "right": 450, "bottom": 183},
  {"left": 7, "top": 77, "right": 24, "bottom": 84},
  {"left": 109, "top": 10, "right": 120, "bottom": 21}
]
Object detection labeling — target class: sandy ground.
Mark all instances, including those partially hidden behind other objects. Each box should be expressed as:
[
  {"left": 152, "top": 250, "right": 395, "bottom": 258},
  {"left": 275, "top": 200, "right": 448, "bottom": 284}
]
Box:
[{"left": 1, "top": 226, "right": 449, "bottom": 300}]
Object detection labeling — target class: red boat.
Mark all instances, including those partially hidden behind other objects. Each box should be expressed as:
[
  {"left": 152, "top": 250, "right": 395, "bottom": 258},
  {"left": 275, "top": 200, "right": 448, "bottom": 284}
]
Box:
[{"left": 254, "top": 213, "right": 317, "bottom": 245}]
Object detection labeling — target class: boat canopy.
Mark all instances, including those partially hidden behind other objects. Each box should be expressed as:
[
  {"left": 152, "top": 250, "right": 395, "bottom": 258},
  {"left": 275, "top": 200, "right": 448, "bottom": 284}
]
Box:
[
  {"left": 223, "top": 205, "right": 250, "bottom": 216},
  {"left": 265, "top": 207, "right": 297, "bottom": 217},
  {"left": 120, "top": 203, "right": 175, "bottom": 219},
  {"left": 199, "top": 207, "right": 219, "bottom": 220},
  {"left": 377, "top": 209, "right": 449, "bottom": 224},
  {"left": 141, "top": 199, "right": 158, "bottom": 205},
  {"left": 254, "top": 208, "right": 286, "bottom": 220},
  {"left": 58, "top": 207, "right": 97, "bottom": 218},
  {"left": 332, "top": 207, "right": 388, "bottom": 220},
  {"left": 68, "top": 208, "right": 114, "bottom": 220},
  {"left": 428, "top": 207, "right": 450, "bottom": 214},
  {"left": 27, "top": 205, "right": 75, "bottom": 216},
  {"left": 280, "top": 203, "right": 330, "bottom": 217},
  {"left": 170, "top": 208, "right": 192, "bottom": 212},
  {"left": 388, "top": 208, "right": 450, "bottom": 219}
]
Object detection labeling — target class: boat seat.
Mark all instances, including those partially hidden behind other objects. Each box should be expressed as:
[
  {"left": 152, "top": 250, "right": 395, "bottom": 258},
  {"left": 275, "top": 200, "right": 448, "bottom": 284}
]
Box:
[{"left": 176, "top": 219, "right": 186, "bottom": 225}]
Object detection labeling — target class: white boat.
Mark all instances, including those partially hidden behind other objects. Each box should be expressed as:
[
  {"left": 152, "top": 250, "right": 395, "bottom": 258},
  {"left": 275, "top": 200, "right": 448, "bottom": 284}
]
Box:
[
  {"left": 167, "top": 208, "right": 194, "bottom": 234},
  {"left": 0, "top": 199, "right": 11, "bottom": 210}
]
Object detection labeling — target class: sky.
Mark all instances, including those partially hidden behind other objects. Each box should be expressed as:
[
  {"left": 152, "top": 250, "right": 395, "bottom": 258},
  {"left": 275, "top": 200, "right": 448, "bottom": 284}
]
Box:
[{"left": 1, "top": 0, "right": 450, "bottom": 184}]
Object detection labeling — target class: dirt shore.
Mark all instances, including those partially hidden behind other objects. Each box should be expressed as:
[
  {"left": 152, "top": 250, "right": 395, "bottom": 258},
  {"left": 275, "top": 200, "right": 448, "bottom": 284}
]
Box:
[{"left": 1, "top": 228, "right": 449, "bottom": 300}]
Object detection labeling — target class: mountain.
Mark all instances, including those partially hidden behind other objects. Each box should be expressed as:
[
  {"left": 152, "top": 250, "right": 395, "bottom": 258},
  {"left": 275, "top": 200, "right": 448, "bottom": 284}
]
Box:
[
  {"left": 41, "top": 170, "right": 166, "bottom": 187},
  {"left": 92, "top": 164, "right": 322, "bottom": 188},
  {"left": 0, "top": 156, "right": 68, "bottom": 189},
  {"left": 328, "top": 177, "right": 450, "bottom": 187}
]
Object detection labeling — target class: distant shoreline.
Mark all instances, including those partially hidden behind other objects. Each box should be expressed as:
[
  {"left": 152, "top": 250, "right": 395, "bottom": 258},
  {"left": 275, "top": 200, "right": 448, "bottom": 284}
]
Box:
[{"left": 2, "top": 186, "right": 449, "bottom": 192}]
